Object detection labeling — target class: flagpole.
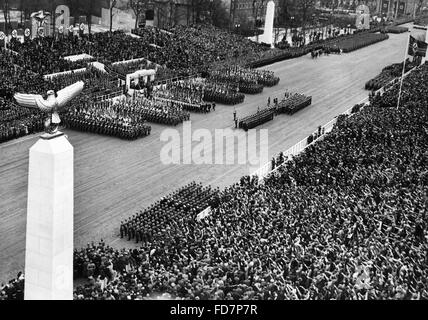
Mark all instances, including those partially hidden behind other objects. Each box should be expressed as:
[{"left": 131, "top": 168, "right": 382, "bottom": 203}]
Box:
[{"left": 396, "top": 34, "right": 410, "bottom": 109}]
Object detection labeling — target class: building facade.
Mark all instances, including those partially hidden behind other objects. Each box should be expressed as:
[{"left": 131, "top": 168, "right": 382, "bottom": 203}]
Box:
[{"left": 229, "top": 0, "right": 281, "bottom": 27}]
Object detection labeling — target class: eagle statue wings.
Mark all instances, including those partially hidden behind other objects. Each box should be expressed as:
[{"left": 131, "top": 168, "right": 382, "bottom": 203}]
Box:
[{"left": 14, "top": 81, "right": 84, "bottom": 134}]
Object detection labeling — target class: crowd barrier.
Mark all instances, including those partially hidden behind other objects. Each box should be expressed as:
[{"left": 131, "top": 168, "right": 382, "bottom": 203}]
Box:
[
  {"left": 93, "top": 89, "right": 124, "bottom": 102},
  {"left": 153, "top": 96, "right": 202, "bottom": 109},
  {"left": 43, "top": 67, "right": 87, "bottom": 80}
]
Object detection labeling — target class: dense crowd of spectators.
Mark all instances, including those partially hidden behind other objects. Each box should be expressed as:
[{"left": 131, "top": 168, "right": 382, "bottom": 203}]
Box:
[
  {"left": 0, "top": 52, "right": 47, "bottom": 143},
  {"left": 365, "top": 59, "right": 418, "bottom": 91},
  {"left": 3, "top": 28, "right": 427, "bottom": 301},
  {"left": 8, "top": 36, "right": 90, "bottom": 75},
  {"left": 0, "top": 273, "right": 24, "bottom": 300},
  {"left": 72, "top": 64, "right": 428, "bottom": 300}
]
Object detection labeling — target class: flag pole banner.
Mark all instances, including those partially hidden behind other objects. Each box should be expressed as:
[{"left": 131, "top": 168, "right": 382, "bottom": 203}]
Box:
[
  {"left": 408, "top": 35, "right": 428, "bottom": 57},
  {"left": 381, "top": 0, "right": 389, "bottom": 14}
]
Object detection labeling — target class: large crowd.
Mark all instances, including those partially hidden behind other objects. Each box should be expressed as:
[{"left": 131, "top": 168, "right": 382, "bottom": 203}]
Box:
[
  {"left": 4, "top": 22, "right": 428, "bottom": 300},
  {"left": 1, "top": 25, "right": 284, "bottom": 144},
  {"left": 69, "top": 63, "right": 428, "bottom": 300},
  {"left": 365, "top": 59, "right": 418, "bottom": 91}
]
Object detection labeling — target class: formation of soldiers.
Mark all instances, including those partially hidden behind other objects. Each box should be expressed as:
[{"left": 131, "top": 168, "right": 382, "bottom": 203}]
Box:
[
  {"left": 62, "top": 115, "right": 151, "bottom": 140},
  {"left": 276, "top": 92, "right": 312, "bottom": 115},
  {"left": 120, "top": 182, "right": 219, "bottom": 243},
  {"left": 62, "top": 99, "right": 152, "bottom": 140},
  {"left": 208, "top": 65, "right": 280, "bottom": 94},
  {"left": 203, "top": 81, "right": 245, "bottom": 105},
  {"left": 238, "top": 107, "right": 275, "bottom": 131}
]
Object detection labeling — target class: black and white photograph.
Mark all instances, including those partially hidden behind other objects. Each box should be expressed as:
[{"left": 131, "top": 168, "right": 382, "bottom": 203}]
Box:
[{"left": 0, "top": 0, "right": 427, "bottom": 311}]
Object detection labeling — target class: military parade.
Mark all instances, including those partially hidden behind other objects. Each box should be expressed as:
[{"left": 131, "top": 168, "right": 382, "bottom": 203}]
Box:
[{"left": 1, "top": 0, "right": 428, "bottom": 306}]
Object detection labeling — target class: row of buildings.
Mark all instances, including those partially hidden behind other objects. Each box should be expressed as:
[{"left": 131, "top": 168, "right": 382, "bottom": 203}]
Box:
[
  {"left": 148, "top": 0, "right": 426, "bottom": 27},
  {"left": 1, "top": 0, "right": 427, "bottom": 31}
]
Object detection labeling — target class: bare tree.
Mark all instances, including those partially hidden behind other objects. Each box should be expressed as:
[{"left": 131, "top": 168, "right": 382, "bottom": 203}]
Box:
[
  {"left": 130, "top": 0, "right": 147, "bottom": 29},
  {"left": 109, "top": 0, "right": 118, "bottom": 32},
  {"left": 252, "top": 0, "right": 265, "bottom": 27},
  {"left": 297, "top": 0, "right": 316, "bottom": 37},
  {"left": 1, "top": 0, "right": 11, "bottom": 34},
  {"left": 78, "top": 0, "right": 95, "bottom": 34}
]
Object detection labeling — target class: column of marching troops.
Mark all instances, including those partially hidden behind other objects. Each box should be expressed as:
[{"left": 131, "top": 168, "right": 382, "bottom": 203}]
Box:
[
  {"left": 119, "top": 182, "right": 219, "bottom": 244},
  {"left": 1, "top": 61, "right": 281, "bottom": 143},
  {"left": 234, "top": 91, "right": 312, "bottom": 130}
]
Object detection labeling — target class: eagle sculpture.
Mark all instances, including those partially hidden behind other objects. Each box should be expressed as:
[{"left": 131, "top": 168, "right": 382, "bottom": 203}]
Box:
[{"left": 14, "top": 81, "right": 84, "bottom": 134}]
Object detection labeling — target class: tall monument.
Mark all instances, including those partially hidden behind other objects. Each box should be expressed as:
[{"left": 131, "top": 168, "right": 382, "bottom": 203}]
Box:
[
  {"left": 259, "top": 1, "right": 275, "bottom": 48},
  {"left": 14, "top": 82, "right": 84, "bottom": 300},
  {"left": 24, "top": 133, "right": 74, "bottom": 300}
]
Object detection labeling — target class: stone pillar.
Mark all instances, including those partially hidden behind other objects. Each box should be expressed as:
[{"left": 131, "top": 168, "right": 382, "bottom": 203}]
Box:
[
  {"left": 260, "top": 0, "right": 275, "bottom": 47},
  {"left": 24, "top": 133, "right": 74, "bottom": 300}
]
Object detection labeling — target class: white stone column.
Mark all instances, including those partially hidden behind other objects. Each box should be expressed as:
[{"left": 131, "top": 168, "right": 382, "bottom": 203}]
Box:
[
  {"left": 24, "top": 133, "right": 74, "bottom": 300},
  {"left": 260, "top": 1, "right": 275, "bottom": 48}
]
